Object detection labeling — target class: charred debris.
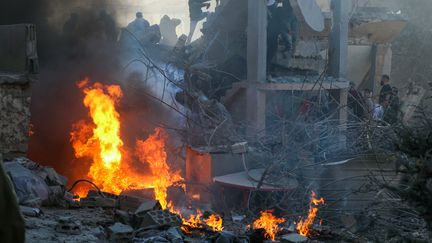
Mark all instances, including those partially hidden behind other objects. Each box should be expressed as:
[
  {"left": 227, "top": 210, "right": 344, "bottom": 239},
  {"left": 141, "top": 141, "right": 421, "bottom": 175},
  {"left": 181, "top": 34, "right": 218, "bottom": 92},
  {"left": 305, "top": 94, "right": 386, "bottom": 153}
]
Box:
[{"left": 1, "top": 0, "right": 431, "bottom": 242}]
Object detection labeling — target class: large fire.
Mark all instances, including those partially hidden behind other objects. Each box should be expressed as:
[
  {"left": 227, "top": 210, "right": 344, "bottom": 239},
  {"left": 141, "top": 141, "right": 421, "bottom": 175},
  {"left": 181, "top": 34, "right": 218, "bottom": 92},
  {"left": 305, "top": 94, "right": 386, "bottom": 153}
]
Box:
[
  {"left": 253, "top": 210, "right": 285, "bottom": 241},
  {"left": 71, "top": 78, "right": 182, "bottom": 207},
  {"left": 135, "top": 128, "right": 183, "bottom": 209},
  {"left": 296, "top": 191, "right": 325, "bottom": 236}
]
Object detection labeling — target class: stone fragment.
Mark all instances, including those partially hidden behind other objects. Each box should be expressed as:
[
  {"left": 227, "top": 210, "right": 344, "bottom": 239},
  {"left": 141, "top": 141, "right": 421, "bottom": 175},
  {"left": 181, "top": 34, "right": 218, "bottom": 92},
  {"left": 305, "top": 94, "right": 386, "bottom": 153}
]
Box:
[
  {"left": 55, "top": 216, "right": 82, "bottom": 235},
  {"left": 107, "top": 222, "right": 133, "bottom": 242},
  {"left": 281, "top": 233, "right": 308, "bottom": 243},
  {"left": 135, "top": 200, "right": 162, "bottom": 216}
]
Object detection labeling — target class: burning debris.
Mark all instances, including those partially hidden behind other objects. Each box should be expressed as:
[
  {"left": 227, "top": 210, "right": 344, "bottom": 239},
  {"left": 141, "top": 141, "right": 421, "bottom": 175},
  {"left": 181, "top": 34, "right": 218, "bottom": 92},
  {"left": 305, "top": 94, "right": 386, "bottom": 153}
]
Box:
[
  {"left": 252, "top": 210, "right": 285, "bottom": 241},
  {"left": 1, "top": 0, "right": 432, "bottom": 242},
  {"left": 71, "top": 79, "right": 183, "bottom": 210},
  {"left": 296, "top": 192, "right": 325, "bottom": 237}
]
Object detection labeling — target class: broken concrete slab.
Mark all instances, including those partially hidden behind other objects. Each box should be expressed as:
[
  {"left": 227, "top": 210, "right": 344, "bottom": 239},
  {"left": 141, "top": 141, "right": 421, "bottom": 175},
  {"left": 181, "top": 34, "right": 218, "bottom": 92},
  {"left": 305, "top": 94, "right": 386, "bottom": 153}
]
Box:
[
  {"left": 135, "top": 200, "right": 162, "bottom": 216},
  {"left": 107, "top": 222, "right": 134, "bottom": 242},
  {"left": 281, "top": 233, "right": 308, "bottom": 243},
  {"left": 118, "top": 191, "right": 154, "bottom": 211},
  {"left": 80, "top": 196, "right": 116, "bottom": 208}
]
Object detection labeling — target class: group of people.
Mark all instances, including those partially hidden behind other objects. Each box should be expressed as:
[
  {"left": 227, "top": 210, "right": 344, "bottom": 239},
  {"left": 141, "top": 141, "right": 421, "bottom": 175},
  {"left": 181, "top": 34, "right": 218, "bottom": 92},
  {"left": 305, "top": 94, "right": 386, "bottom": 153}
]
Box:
[
  {"left": 348, "top": 75, "right": 401, "bottom": 124},
  {"left": 126, "top": 12, "right": 182, "bottom": 47},
  {"left": 63, "top": 10, "right": 182, "bottom": 47}
]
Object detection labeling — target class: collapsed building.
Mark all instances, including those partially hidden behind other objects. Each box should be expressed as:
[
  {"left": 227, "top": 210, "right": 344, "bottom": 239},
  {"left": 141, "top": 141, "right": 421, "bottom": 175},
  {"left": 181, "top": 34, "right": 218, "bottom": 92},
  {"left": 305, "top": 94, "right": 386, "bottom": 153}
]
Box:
[{"left": 2, "top": 0, "right": 432, "bottom": 242}]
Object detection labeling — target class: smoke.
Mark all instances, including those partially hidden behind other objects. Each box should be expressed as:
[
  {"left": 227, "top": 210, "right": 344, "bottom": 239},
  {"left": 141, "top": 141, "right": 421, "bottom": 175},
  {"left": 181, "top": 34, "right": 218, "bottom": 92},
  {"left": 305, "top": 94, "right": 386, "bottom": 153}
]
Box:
[{"left": 1, "top": 0, "right": 184, "bottom": 183}]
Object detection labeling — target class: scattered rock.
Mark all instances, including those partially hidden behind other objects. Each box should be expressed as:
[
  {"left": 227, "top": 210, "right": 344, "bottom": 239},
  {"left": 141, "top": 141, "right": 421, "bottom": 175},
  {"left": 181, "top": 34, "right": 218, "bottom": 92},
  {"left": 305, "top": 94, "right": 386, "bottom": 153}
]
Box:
[
  {"left": 281, "top": 233, "right": 308, "bottom": 243},
  {"left": 108, "top": 222, "right": 134, "bottom": 242},
  {"left": 55, "top": 216, "right": 82, "bottom": 235}
]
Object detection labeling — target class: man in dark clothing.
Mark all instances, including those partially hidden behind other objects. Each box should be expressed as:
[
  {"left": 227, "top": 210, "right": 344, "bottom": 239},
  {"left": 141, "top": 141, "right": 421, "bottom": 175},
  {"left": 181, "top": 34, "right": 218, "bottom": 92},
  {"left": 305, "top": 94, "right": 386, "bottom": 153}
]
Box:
[
  {"left": 0, "top": 157, "right": 25, "bottom": 243},
  {"left": 348, "top": 82, "right": 364, "bottom": 120},
  {"left": 379, "top": 74, "right": 393, "bottom": 106},
  {"left": 267, "top": 0, "right": 298, "bottom": 74},
  {"left": 384, "top": 86, "right": 401, "bottom": 124}
]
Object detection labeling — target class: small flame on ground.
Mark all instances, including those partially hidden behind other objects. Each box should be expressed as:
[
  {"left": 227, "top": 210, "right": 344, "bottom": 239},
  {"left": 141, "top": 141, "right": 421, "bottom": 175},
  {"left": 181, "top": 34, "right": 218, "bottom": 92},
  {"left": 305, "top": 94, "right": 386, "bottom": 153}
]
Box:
[
  {"left": 253, "top": 210, "right": 285, "bottom": 241},
  {"left": 204, "top": 214, "right": 224, "bottom": 232},
  {"left": 296, "top": 191, "right": 325, "bottom": 237},
  {"left": 180, "top": 210, "right": 224, "bottom": 234}
]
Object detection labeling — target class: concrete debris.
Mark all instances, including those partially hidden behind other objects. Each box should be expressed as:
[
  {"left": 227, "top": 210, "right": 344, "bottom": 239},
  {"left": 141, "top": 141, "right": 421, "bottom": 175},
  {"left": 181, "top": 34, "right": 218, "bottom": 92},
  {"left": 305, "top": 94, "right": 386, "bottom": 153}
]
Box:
[
  {"left": 231, "top": 215, "right": 246, "bottom": 223},
  {"left": 231, "top": 142, "right": 248, "bottom": 154},
  {"left": 118, "top": 191, "right": 155, "bottom": 211},
  {"left": 4, "top": 161, "right": 49, "bottom": 206},
  {"left": 165, "top": 227, "right": 184, "bottom": 243},
  {"left": 281, "top": 233, "right": 308, "bottom": 243},
  {"left": 20, "top": 206, "right": 43, "bottom": 217},
  {"left": 108, "top": 222, "right": 134, "bottom": 242},
  {"left": 4, "top": 157, "right": 71, "bottom": 207},
  {"left": 136, "top": 236, "right": 171, "bottom": 243},
  {"left": 135, "top": 200, "right": 162, "bottom": 216},
  {"left": 139, "top": 210, "right": 182, "bottom": 228},
  {"left": 55, "top": 216, "right": 82, "bottom": 235},
  {"left": 80, "top": 196, "right": 117, "bottom": 208},
  {"left": 114, "top": 209, "right": 134, "bottom": 226}
]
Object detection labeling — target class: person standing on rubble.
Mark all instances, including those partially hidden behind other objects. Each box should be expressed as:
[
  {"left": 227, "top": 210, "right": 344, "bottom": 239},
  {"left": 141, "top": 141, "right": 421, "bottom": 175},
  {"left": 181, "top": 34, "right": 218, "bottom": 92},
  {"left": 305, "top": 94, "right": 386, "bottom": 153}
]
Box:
[
  {"left": 127, "top": 12, "right": 150, "bottom": 41},
  {"left": 187, "top": 0, "right": 211, "bottom": 44},
  {"left": 0, "top": 158, "right": 25, "bottom": 243},
  {"left": 267, "top": 0, "right": 298, "bottom": 77},
  {"left": 160, "top": 15, "right": 182, "bottom": 47},
  {"left": 363, "top": 89, "right": 374, "bottom": 120},
  {"left": 348, "top": 82, "right": 364, "bottom": 120},
  {"left": 379, "top": 75, "right": 393, "bottom": 106},
  {"left": 384, "top": 86, "right": 401, "bottom": 124},
  {"left": 279, "top": 0, "right": 298, "bottom": 53}
]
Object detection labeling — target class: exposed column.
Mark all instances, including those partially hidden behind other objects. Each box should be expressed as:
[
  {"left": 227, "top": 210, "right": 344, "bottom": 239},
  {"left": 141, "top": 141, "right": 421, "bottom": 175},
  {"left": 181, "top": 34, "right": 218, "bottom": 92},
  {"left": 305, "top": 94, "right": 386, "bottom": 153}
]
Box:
[
  {"left": 247, "top": 0, "right": 267, "bottom": 83},
  {"left": 246, "top": 0, "right": 267, "bottom": 137},
  {"left": 329, "top": 0, "right": 350, "bottom": 78}
]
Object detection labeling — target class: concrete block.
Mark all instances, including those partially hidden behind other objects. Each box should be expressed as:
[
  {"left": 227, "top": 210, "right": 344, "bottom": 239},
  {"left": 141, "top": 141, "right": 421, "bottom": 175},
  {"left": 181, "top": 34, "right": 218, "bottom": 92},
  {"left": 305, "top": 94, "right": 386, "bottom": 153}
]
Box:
[
  {"left": 135, "top": 200, "right": 162, "bottom": 216},
  {"left": 139, "top": 210, "right": 182, "bottom": 228}
]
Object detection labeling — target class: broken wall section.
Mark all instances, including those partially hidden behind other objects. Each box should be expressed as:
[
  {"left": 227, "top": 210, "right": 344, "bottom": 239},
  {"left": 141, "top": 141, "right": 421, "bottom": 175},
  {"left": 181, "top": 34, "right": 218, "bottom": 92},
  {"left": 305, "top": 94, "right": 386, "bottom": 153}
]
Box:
[{"left": 0, "top": 24, "right": 38, "bottom": 160}]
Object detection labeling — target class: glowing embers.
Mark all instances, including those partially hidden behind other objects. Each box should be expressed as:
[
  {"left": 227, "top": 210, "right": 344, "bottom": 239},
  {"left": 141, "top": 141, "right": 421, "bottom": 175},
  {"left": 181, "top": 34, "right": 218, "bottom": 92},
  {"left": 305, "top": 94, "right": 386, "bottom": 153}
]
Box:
[
  {"left": 296, "top": 191, "right": 325, "bottom": 237},
  {"left": 253, "top": 210, "right": 285, "bottom": 241}
]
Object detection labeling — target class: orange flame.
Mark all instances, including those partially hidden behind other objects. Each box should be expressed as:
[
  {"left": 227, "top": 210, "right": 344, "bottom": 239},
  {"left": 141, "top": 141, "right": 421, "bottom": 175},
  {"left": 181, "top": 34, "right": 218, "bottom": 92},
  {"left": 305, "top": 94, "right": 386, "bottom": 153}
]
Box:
[
  {"left": 181, "top": 210, "right": 204, "bottom": 234},
  {"left": 253, "top": 210, "right": 285, "bottom": 241},
  {"left": 296, "top": 191, "right": 325, "bottom": 237},
  {"left": 71, "top": 79, "right": 181, "bottom": 206},
  {"left": 135, "top": 128, "right": 183, "bottom": 209},
  {"left": 204, "top": 214, "right": 224, "bottom": 232},
  {"left": 71, "top": 79, "right": 126, "bottom": 194},
  {"left": 180, "top": 210, "right": 224, "bottom": 234}
]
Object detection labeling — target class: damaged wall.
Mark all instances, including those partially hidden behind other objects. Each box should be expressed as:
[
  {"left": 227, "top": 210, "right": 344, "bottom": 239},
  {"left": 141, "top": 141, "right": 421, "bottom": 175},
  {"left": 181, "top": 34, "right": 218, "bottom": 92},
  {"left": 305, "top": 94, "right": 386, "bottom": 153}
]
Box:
[
  {"left": 0, "top": 80, "right": 32, "bottom": 160},
  {"left": 0, "top": 24, "right": 38, "bottom": 160}
]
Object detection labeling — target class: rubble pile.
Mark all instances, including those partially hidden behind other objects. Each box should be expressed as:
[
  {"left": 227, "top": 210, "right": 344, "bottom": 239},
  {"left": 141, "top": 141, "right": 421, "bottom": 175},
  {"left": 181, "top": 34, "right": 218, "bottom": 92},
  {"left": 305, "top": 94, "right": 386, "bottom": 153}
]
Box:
[{"left": 4, "top": 157, "right": 351, "bottom": 242}]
